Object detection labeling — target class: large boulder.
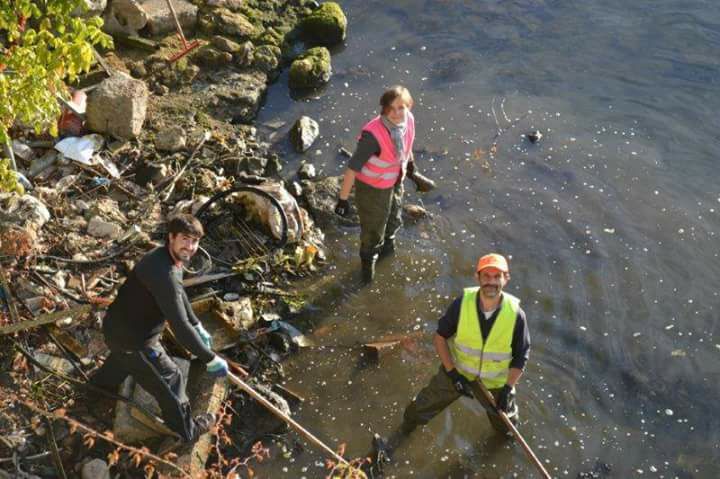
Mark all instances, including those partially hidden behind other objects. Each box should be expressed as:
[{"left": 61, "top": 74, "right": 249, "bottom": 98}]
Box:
[
  {"left": 139, "top": 0, "right": 197, "bottom": 36},
  {"left": 300, "top": 175, "right": 358, "bottom": 227},
  {"left": 204, "top": 70, "right": 268, "bottom": 123},
  {"left": 102, "top": 0, "right": 148, "bottom": 36},
  {"left": 289, "top": 116, "right": 319, "bottom": 152},
  {"left": 73, "top": 0, "right": 107, "bottom": 17},
  {"left": 288, "top": 47, "right": 331, "bottom": 89},
  {"left": 299, "top": 2, "right": 347, "bottom": 46},
  {"left": 86, "top": 72, "right": 148, "bottom": 140}
]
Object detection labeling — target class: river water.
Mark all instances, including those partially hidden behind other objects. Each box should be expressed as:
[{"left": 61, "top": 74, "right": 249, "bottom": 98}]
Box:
[{"left": 252, "top": 1, "right": 720, "bottom": 477}]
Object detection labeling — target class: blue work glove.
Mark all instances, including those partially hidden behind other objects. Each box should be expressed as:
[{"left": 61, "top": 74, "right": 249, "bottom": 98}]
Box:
[
  {"left": 496, "top": 384, "right": 515, "bottom": 412},
  {"left": 206, "top": 355, "right": 228, "bottom": 378},
  {"left": 194, "top": 323, "right": 213, "bottom": 349},
  {"left": 446, "top": 368, "right": 474, "bottom": 398},
  {"left": 334, "top": 198, "right": 350, "bottom": 217}
]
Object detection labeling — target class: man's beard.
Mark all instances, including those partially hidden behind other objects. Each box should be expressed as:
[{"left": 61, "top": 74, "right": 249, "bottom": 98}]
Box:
[
  {"left": 481, "top": 285, "right": 499, "bottom": 297},
  {"left": 174, "top": 248, "right": 193, "bottom": 263}
]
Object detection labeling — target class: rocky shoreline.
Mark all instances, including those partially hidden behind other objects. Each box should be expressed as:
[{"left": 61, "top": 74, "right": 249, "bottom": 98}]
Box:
[{"left": 0, "top": 1, "right": 386, "bottom": 477}]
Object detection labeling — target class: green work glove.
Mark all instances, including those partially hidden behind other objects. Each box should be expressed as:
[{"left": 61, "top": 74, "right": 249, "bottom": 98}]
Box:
[
  {"left": 446, "top": 368, "right": 474, "bottom": 398},
  {"left": 206, "top": 355, "right": 228, "bottom": 378},
  {"left": 194, "top": 323, "right": 213, "bottom": 349},
  {"left": 496, "top": 384, "right": 515, "bottom": 412}
]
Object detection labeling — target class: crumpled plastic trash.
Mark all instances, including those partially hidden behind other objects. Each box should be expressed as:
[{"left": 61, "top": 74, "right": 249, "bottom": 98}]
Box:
[{"left": 54, "top": 134, "right": 104, "bottom": 165}]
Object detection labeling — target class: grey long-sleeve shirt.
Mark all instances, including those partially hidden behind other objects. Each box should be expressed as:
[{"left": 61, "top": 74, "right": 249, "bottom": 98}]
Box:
[{"left": 103, "top": 246, "right": 214, "bottom": 363}]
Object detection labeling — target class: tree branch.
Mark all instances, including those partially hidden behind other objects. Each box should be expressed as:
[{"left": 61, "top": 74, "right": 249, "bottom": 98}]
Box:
[{"left": 19, "top": 400, "right": 191, "bottom": 478}]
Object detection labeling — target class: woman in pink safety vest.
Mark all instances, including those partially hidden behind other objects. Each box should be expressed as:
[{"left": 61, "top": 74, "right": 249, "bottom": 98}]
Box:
[{"left": 334, "top": 86, "right": 417, "bottom": 284}]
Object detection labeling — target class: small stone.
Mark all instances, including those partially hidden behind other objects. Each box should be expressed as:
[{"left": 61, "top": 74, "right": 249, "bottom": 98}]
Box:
[
  {"left": 288, "top": 181, "right": 303, "bottom": 197},
  {"left": 82, "top": 458, "right": 110, "bottom": 479},
  {"left": 87, "top": 217, "right": 123, "bottom": 239},
  {"left": 298, "top": 163, "right": 316, "bottom": 180},
  {"left": 155, "top": 125, "right": 187, "bottom": 152},
  {"left": 211, "top": 35, "right": 242, "bottom": 53},
  {"left": 289, "top": 116, "right": 320, "bottom": 152},
  {"left": 527, "top": 130, "right": 543, "bottom": 143}
]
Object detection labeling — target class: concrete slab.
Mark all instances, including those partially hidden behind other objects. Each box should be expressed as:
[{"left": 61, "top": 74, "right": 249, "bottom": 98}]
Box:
[
  {"left": 139, "top": 0, "right": 197, "bottom": 37},
  {"left": 175, "top": 362, "right": 229, "bottom": 476},
  {"left": 113, "top": 357, "right": 191, "bottom": 444}
]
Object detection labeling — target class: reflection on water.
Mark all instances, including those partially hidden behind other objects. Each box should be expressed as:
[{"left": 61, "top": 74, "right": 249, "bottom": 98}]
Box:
[{"left": 253, "top": 0, "right": 720, "bottom": 477}]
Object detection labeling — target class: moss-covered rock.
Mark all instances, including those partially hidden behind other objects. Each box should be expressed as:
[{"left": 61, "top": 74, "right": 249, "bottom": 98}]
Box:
[
  {"left": 198, "top": 7, "right": 259, "bottom": 40},
  {"left": 299, "top": 2, "right": 347, "bottom": 46},
  {"left": 288, "top": 46, "right": 331, "bottom": 89},
  {"left": 192, "top": 45, "right": 233, "bottom": 68},
  {"left": 253, "top": 45, "right": 281, "bottom": 73},
  {"left": 255, "top": 27, "right": 283, "bottom": 47}
]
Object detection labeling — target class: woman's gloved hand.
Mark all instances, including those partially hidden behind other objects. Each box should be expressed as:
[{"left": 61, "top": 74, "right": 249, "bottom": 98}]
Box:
[{"left": 334, "top": 198, "right": 350, "bottom": 217}]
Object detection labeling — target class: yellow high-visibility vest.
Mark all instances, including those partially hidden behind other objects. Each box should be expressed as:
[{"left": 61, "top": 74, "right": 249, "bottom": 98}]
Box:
[{"left": 449, "top": 288, "right": 519, "bottom": 389}]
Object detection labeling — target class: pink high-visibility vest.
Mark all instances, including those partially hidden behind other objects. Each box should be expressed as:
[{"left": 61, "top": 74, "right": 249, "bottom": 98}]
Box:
[{"left": 354, "top": 111, "right": 415, "bottom": 189}]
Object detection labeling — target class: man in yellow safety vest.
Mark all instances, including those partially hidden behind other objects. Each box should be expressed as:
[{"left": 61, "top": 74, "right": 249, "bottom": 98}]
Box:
[{"left": 376, "top": 253, "right": 531, "bottom": 460}]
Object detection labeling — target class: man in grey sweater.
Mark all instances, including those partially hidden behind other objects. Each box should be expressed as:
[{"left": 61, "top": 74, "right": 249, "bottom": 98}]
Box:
[{"left": 89, "top": 214, "right": 228, "bottom": 443}]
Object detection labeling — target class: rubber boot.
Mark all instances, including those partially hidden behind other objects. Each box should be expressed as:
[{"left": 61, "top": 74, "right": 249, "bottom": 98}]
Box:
[
  {"left": 378, "top": 238, "right": 395, "bottom": 260},
  {"left": 361, "top": 254, "right": 377, "bottom": 284},
  {"left": 378, "top": 421, "right": 417, "bottom": 462}
]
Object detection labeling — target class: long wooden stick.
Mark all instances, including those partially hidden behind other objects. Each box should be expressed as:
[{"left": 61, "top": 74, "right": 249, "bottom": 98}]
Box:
[
  {"left": 0, "top": 305, "right": 91, "bottom": 335},
  {"left": 226, "top": 372, "right": 348, "bottom": 466},
  {"left": 475, "top": 382, "right": 552, "bottom": 479}
]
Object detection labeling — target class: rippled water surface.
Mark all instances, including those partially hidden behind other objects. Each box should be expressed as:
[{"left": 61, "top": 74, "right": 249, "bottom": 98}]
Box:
[{"left": 251, "top": 1, "right": 720, "bottom": 477}]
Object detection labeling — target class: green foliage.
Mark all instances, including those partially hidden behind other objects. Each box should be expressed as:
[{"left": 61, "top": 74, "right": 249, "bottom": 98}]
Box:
[
  {"left": 0, "top": 0, "right": 113, "bottom": 147},
  {"left": 0, "top": 157, "right": 24, "bottom": 193}
]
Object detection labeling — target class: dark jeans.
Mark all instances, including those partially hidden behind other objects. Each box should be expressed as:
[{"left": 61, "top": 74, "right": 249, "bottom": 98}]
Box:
[
  {"left": 403, "top": 366, "right": 519, "bottom": 435},
  {"left": 355, "top": 180, "right": 404, "bottom": 259},
  {"left": 89, "top": 344, "right": 197, "bottom": 442}
]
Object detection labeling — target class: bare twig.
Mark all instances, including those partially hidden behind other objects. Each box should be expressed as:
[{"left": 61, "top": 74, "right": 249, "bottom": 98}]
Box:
[
  {"left": 0, "top": 265, "right": 20, "bottom": 324},
  {"left": 159, "top": 131, "right": 210, "bottom": 201},
  {"left": 45, "top": 417, "right": 68, "bottom": 479},
  {"left": 36, "top": 242, "right": 136, "bottom": 265},
  {"left": 19, "top": 400, "right": 191, "bottom": 478}
]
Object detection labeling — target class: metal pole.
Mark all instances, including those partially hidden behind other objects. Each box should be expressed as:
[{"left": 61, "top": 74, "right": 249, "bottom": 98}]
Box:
[
  {"left": 475, "top": 381, "right": 552, "bottom": 479},
  {"left": 226, "top": 372, "right": 349, "bottom": 466}
]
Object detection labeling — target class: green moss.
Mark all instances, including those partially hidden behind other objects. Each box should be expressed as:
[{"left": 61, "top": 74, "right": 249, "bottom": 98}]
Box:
[
  {"left": 254, "top": 27, "right": 283, "bottom": 47},
  {"left": 288, "top": 46, "right": 331, "bottom": 89},
  {"left": 299, "top": 2, "right": 347, "bottom": 46},
  {"left": 196, "top": 112, "right": 214, "bottom": 129},
  {"left": 253, "top": 45, "right": 281, "bottom": 73}
]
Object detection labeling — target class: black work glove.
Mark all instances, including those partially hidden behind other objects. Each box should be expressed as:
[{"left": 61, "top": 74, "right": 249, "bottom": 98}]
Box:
[
  {"left": 496, "top": 384, "right": 515, "bottom": 412},
  {"left": 406, "top": 160, "right": 415, "bottom": 178},
  {"left": 334, "top": 198, "right": 350, "bottom": 217},
  {"left": 446, "top": 368, "right": 474, "bottom": 398}
]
